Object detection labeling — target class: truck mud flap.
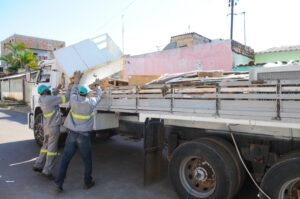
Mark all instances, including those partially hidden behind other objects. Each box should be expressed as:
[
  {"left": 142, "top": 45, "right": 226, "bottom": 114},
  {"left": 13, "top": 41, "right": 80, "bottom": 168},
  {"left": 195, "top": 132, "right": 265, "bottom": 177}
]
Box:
[{"left": 143, "top": 118, "right": 164, "bottom": 186}]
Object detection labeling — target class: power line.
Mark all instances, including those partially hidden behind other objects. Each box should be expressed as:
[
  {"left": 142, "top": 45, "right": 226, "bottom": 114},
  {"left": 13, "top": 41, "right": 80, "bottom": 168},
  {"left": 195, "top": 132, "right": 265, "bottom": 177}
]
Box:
[{"left": 92, "top": 0, "right": 137, "bottom": 35}]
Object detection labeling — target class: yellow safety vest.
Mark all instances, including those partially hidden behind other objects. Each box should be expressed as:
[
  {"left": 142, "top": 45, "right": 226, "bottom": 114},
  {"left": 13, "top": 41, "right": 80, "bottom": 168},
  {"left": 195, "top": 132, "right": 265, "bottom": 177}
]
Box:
[{"left": 70, "top": 109, "right": 95, "bottom": 120}]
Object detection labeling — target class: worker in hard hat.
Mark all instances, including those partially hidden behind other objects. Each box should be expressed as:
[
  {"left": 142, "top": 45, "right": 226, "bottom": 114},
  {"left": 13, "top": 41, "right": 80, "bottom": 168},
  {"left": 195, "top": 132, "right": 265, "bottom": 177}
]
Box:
[
  {"left": 54, "top": 71, "right": 102, "bottom": 192},
  {"left": 33, "top": 83, "right": 70, "bottom": 180}
]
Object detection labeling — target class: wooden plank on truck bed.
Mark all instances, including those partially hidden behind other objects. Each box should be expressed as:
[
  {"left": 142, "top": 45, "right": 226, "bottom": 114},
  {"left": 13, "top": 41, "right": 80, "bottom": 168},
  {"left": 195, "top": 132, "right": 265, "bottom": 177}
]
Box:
[
  {"left": 111, "top": 89, "right": 136, "bottom": 94},
  {"left": 128, "top": 75, "right": 161, "bottom": 86},
  {"left": 139, "top": 89, "right": 165, "bottom": 94},
  {"left": 174, "top": 87, "right": 216, "bottom": 93},
  {"left": 197, "top": 71, "right": 223, "bottom": 77}
]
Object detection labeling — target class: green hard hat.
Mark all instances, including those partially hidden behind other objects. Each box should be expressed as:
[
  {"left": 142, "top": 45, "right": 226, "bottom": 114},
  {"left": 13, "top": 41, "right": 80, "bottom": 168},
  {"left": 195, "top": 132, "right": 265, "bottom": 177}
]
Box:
[
  {"left": 38, "top": 84, "right": 51, "bottom": 94},
  {"left": 79, "top": 85, "right": 91, "bottom": 95}
]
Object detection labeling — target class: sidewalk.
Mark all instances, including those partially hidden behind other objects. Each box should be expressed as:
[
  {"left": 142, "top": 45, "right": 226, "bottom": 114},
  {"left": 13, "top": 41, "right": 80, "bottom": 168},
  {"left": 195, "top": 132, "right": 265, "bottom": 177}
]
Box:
[{"left": 0, "top": 100, "right": 30, "bottom": 113}]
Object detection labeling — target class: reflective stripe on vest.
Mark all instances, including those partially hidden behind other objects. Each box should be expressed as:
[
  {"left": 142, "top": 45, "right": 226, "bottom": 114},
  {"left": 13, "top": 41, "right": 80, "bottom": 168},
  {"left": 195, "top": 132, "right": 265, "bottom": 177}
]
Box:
[
  {"left": 47, "top": 152, "right": 57, "bottom": 156},
  {"left": 70, "top": 109, "right": 95, "bottom": 120},
  {"left": 41, "top": 149, "right": 48, "bottom": 153},
  {"left": 44, "top": 111, "right": 55, "bottom": 118},
  {"left": 62, "top": 95, "right": 66, "bottom": 104}
]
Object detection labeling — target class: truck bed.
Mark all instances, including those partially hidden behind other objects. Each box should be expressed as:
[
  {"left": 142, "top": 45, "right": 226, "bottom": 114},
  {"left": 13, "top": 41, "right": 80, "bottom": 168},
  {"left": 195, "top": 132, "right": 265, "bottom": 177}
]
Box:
[{"left": 95, "top": 79, "right": 300, "bottom": 138}]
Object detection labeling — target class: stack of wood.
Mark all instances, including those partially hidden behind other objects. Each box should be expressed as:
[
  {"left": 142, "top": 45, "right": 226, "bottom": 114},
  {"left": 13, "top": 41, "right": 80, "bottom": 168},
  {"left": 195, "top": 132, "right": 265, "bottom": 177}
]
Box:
[
  {"left": 100, "top": 78, "right": 128, "bottom": 87},
  {"left": 128, "top": 75, "right": 161, "bottom": 86},
  {"left": 146, "top": 70, "right": 249, "bottom": 86}
]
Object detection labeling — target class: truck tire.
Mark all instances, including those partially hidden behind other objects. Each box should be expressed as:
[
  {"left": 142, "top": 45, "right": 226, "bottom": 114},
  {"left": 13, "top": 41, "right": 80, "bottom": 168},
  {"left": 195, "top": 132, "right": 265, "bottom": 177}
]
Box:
[
  {"left": 195, "top": 138, "right": 238, "bottom": 198},
  {"left": 93, "top": 129, "right": 117, "bottom": 141},
  {"left": 169, "top": 141, "right": 234, "bottom": 199},
  {"left": 260, "top": 157, "right": 300, "bottom": 199},
  {"left": 34, "top": 113, "right": 67, "bottom": 147},
  {"left": 33, "top": 113, "right": 44, "bottom": 146},
  {"left": 198, "top": 137, "right": 246, "bottom": 197}
]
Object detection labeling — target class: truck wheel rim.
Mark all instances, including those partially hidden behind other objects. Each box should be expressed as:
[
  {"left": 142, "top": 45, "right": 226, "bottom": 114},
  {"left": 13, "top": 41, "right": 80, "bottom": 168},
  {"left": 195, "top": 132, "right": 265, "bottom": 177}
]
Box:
[
  {"left": 34, "top": 115, "right": 44, "bottom": 143},
  {"left": 34, "top": 123, "right": 43, "bottom": 142},
  {"left": 279, "top": 177, "right": 300, "bottom": 199},
  {"left": 179, "top": 156, "right": 216, "bottom": 198}
]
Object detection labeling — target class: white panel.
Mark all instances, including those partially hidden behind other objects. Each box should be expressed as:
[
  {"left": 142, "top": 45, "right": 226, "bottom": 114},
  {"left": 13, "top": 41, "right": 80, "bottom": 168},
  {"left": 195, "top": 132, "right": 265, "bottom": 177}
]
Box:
[
  {"left": 138, "top": 99, "right": 170, "bottom": 110},
  {"left": 174, "top": 99, "right": 215, "bottom": 110},
  {"left": 54, "top": 45, "right": 88, "bottom": 76},
  {"left": 111, "top": 99, "right": 136, "bottom": 109},
  {"left": 80, "top": 58, "right": 123, "bottom": 86},
  {"left": 54, "top": 36, "right": 123, "bottom": 77}
]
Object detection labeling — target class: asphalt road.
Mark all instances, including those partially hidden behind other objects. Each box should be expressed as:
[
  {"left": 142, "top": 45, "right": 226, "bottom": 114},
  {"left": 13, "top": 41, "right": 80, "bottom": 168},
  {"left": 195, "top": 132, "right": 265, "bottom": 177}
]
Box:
[{"left": 0, "top": 108, "right": 257, "bottom": 199}]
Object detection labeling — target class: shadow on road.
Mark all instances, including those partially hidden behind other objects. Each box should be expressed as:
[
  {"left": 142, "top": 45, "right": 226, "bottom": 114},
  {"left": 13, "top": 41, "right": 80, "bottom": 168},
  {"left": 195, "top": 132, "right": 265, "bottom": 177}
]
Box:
[
  {"left": 0, "top": 131, "right": 257, "bottom": 199},
  {"left": 0, "top": 109, "right": 28, "bottom": 125}
]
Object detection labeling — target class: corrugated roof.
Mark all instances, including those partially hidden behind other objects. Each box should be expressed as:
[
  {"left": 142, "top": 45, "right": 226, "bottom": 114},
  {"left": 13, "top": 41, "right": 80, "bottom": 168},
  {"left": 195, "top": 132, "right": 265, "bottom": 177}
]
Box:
[
  {"left": 257, "top": 45, "right": 300, "bottom": 54},
  {"left": 0, "top": 71, "right": 38, "bottom": 80}
]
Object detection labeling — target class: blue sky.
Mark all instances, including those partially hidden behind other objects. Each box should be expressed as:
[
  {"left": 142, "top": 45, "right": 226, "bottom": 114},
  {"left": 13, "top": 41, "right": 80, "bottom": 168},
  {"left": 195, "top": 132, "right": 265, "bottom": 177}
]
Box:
[{"left": 1, "top": 0, "right": 300, "bottom": 55}]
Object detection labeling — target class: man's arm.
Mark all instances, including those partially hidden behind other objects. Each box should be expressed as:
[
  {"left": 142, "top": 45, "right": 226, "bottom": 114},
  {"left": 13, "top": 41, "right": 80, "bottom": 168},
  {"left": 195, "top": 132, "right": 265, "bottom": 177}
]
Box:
[
  {"left": 45, "top": 95, "right": 67, "bottom": 106},
  {"left": 89, "top": 86, "right": 102, "bottom": 109},
  {"left": 51, "top": 84, "right": 62, "bottom": 96},
  {"left": 69, "top": 84, "right": 78, "bottom": 102},
  {"left": 51, "top": 88, "right": 59, "bottom": 96},
  {"left": 68, "top": 71, "right": 81, "bottom": 104}
]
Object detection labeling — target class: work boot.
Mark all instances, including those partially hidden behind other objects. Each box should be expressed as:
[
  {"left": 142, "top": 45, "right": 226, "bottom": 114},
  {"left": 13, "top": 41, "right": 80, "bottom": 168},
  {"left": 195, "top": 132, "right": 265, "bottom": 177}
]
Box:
[
  {"left": 83, "top": 180, "right": 95, "bottom": 190},
  {"left": 41, "top": 173, "right": 55, "bottom": 181},
  {"left": 54, "top": 182, "right": 63, "bottom": 193},
  {"left": 32, "top": 167, "right": 42, "bottom": 173}
]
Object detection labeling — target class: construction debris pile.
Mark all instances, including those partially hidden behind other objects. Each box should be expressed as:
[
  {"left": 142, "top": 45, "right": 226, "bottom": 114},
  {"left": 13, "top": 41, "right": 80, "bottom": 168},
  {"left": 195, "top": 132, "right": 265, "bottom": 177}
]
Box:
[{"left": 146, "top": 70, "right": 249, "bottom": 86}]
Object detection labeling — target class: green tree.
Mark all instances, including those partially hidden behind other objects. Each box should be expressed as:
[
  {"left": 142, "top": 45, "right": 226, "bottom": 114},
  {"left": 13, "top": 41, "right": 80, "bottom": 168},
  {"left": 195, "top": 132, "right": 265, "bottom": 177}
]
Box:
[{"left": 0, "top": 42, "right": 39, "bottom": 72}]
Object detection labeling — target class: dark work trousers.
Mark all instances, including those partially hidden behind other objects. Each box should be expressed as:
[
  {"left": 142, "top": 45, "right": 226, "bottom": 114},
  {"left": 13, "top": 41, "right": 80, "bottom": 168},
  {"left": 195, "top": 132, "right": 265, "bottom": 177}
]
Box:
[{"left": 55, "top": 131, "right": 92, "bottom": 187}]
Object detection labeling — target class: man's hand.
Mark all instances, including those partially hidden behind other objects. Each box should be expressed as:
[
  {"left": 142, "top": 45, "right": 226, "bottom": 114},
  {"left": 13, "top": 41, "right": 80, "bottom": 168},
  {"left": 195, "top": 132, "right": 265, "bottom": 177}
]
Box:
[
  {"left": 73, "top": 71, "right": 81, "bottom": 84},
  {"left": 57, "top": 84, "right": 63, "bottom": 90},
  {"left": 68, "top": 83, "right": 74, "bottom": 91}
]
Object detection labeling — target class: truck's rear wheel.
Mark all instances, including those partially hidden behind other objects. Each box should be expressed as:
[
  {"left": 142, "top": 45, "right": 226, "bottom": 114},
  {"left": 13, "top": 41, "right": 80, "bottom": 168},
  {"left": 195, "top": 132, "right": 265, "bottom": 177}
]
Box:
[
  {"left": 169, "top": 141, "right": 234, "bottom": 199},
  {"left": 260, "top": 157, "right": 300, "bottom": 199},
  {"left": 34, "top": 113, "right": 44, "bottom": 146},
  {"left": 199, "top": 136, "right": 246, "bottom": 197}
]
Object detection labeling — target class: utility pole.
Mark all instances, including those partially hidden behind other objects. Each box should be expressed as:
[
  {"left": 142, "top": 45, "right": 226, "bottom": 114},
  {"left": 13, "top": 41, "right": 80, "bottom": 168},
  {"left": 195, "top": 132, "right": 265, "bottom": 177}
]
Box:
[
  {"left": 122, "top": 15, "right": 125, "bottom": 54},
  {"left": 229, "top": 0, "right": 234, "bottom": 40}
]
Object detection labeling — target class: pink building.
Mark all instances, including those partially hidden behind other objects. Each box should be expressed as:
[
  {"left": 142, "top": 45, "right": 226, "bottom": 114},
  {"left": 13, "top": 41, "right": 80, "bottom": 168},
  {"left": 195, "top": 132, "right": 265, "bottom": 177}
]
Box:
[{"left": 123, "top": 33, "right": 253, "bottom": 80}]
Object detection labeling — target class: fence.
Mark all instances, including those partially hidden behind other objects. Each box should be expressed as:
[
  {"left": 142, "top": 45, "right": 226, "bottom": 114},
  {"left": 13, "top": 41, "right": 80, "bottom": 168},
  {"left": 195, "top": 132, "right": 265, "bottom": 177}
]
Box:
[{"left": 0, "top": 72, "right": 37, "bottom": 104}]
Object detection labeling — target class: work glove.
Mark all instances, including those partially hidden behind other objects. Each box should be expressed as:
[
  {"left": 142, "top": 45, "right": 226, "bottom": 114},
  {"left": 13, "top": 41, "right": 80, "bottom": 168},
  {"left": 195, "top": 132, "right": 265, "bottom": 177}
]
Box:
[
  {"left": 68, "top": 83, "right": 74, "bottom": 91},
  {"left": 61, "top": 73, "right": 66, "bottom": 87},
  {"left": 94, "top": 78, "right": 101, "bottom": 86},
  {"left": 73, "top": 71, "right": 81, "bottom": 84}
]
